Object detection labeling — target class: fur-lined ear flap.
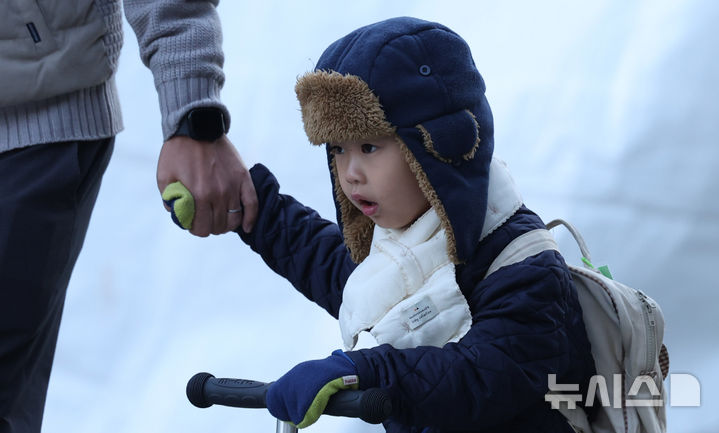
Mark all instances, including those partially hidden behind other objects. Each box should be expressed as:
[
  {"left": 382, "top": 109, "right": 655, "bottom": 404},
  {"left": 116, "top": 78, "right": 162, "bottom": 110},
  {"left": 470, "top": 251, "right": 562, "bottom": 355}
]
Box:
[
  {"left": 416, "top": 110, "right": 480, "bottom": 165},
  {"left": 397, "top": 138, "right": 460, "bottom": 264}
]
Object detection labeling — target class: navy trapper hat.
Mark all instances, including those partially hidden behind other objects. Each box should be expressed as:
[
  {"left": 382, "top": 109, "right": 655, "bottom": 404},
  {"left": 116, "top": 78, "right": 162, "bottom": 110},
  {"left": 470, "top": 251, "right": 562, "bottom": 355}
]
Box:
[{"left": 296, "top": 17, "right": 494, "bottom": 264}]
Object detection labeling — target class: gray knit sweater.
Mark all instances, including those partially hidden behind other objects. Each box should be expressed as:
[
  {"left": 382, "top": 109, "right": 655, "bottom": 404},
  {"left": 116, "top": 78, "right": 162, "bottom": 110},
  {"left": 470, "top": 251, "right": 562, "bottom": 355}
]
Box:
[{"left": 0, "top": 0, "right": 229, "bottom": 152}]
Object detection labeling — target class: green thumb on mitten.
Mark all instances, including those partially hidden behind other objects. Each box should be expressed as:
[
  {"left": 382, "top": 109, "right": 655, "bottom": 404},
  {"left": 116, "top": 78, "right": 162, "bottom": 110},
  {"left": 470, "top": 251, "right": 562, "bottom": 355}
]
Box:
[
  {"left": 161, "top": 181, "right": 195, "bottom": 230},
  {"left": 267, "top": 350, "right": 359, "bottom": 428}
]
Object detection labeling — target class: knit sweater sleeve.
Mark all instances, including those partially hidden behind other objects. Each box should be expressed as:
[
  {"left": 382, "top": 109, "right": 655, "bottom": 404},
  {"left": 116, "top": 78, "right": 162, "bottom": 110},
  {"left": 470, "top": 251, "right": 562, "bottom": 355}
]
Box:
[{"left": 123, "top": 0, "right": 229, "bottom": 139}]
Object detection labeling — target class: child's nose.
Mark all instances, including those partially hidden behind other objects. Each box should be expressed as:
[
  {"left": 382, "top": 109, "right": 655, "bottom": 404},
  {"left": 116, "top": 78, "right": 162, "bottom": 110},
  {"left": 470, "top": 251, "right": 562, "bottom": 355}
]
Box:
[{"left": 344, "top": 156, "right": 365, "bottom": 184}]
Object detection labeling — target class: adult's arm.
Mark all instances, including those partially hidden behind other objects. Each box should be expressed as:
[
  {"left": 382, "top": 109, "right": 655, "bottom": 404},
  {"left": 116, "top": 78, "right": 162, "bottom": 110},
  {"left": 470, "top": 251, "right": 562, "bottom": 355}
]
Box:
[{"left": 124, "top": 0, "right": 257, "bottom": 235}]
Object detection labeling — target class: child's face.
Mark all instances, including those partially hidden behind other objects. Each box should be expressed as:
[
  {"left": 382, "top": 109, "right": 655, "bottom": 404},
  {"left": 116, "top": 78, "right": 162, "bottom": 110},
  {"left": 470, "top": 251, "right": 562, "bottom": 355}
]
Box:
[{"left": 330, "top": 136, "right": 430, "bottom": 229}]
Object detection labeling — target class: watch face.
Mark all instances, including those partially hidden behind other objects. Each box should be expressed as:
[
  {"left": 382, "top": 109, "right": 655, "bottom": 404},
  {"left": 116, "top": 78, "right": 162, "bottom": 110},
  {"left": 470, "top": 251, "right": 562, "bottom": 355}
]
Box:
[{"left": 188, "top": 108, "right": 225, "bottom": 142}]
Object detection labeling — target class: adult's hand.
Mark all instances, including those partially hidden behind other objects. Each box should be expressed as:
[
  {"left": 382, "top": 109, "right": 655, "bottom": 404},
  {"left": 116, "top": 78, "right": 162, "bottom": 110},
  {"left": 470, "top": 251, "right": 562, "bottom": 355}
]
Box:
[{"left": 157, "top": 135, "right": 258, "bottom": 236}]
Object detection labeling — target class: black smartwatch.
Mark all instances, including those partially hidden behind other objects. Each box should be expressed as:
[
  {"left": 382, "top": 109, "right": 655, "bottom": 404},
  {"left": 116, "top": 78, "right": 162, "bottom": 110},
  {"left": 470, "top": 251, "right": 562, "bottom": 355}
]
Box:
[{"left": 173, "top": 107, "right": 227, "bottom": 142}]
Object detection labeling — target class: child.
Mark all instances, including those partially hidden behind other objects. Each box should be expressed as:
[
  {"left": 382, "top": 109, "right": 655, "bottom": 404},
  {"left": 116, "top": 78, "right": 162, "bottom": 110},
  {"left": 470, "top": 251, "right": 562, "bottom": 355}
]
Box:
[{"left": 236, "top": 17, "right": 596, "bottom": 432}]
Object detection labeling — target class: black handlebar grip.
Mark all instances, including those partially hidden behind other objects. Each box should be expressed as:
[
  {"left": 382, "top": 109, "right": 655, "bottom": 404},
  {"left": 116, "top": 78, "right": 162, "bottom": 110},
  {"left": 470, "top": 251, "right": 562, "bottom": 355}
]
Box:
[
  {"left": 187, "top": 373, "right": 392, "bottom": 424},
  {"left": 186, "top": 373, "right": 270, "bottom": 409},
  {"left": 324, "top": 387, "right": 392, "bottom": 424}
]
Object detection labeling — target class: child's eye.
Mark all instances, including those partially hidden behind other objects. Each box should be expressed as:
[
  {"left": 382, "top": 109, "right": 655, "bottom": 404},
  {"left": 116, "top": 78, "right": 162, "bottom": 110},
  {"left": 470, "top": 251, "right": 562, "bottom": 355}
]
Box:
[
  {"left": 361, "top": 143, "right": 378, "bottom": 153},
  {"left": 328, "top": 145, "right": 344, "bottom": 155}
]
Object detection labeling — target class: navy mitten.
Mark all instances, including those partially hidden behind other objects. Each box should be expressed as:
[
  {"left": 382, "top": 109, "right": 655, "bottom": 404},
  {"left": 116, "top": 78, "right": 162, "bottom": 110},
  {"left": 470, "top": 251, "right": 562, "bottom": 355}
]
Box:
[{"left": 267, "top": 350, "right": 359, "bottom": 428}]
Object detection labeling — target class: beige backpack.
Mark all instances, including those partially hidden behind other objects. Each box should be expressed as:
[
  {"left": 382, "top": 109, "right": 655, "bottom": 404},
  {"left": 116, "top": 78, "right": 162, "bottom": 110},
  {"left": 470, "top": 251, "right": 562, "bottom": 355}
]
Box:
[{"left": 486, "top": 219, "right": 669, "bottom": 433}]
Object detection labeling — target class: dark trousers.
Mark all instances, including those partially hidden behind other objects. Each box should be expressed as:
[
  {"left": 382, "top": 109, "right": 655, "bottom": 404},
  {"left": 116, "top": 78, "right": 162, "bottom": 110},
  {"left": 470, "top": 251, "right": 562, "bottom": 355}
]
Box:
[{"left": 0, "top": 138, "right": 114, "bottom": 433}]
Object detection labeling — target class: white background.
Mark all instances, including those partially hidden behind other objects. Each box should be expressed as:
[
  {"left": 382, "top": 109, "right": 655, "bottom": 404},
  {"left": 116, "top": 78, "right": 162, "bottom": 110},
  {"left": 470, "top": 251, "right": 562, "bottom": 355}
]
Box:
[{"left": 44, "top": 1, "right": 717, "bottom": 432}]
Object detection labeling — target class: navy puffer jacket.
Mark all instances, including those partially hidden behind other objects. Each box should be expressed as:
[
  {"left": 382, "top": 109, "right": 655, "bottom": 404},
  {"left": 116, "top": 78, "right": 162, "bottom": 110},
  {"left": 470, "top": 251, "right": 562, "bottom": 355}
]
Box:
[{"left": 239, "top": 163, "right": 596, "bottom": 432}]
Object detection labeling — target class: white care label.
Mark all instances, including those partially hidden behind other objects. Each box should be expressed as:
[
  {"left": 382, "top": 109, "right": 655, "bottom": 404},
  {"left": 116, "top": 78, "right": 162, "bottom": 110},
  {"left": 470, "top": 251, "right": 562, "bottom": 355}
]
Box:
[
  {"left": 402, "top": 296, "right": 439, "bottom": 330},
  {"left": 342, "top": 375, "right": 359, "bottom": 386}
]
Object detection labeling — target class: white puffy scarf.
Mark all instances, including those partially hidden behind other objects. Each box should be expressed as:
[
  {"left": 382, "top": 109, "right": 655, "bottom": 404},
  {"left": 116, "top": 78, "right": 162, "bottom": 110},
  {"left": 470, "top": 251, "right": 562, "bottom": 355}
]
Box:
[{"left": 338, "top": 157, "right": 523, "bottom": 351}]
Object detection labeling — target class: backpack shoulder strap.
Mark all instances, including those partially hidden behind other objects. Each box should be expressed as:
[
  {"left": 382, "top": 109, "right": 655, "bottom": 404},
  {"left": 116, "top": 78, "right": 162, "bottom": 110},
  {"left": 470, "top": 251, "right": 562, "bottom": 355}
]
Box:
[{"left": 485, "top": 228, "right": 559, "bottom": 278}]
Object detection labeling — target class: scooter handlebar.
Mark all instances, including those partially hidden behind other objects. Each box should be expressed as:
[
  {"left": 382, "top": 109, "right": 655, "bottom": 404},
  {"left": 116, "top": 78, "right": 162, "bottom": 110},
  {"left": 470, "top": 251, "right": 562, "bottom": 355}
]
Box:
[{"left": 186, "top": 372, "right": 392, "bottom": 425}]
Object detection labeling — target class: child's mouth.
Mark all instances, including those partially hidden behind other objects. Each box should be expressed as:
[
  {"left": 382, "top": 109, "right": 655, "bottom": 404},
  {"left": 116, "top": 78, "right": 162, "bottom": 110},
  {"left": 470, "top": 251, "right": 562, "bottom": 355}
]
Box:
[{"left": 358, "top": 199, "right": 378, "bottom": 217}]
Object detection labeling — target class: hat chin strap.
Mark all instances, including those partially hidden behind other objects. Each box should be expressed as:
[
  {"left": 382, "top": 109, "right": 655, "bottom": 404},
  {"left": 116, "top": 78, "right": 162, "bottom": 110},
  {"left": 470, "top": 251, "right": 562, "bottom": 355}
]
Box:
[{"left": 480, "top": 157, "right": 523, "bottom": 241}]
